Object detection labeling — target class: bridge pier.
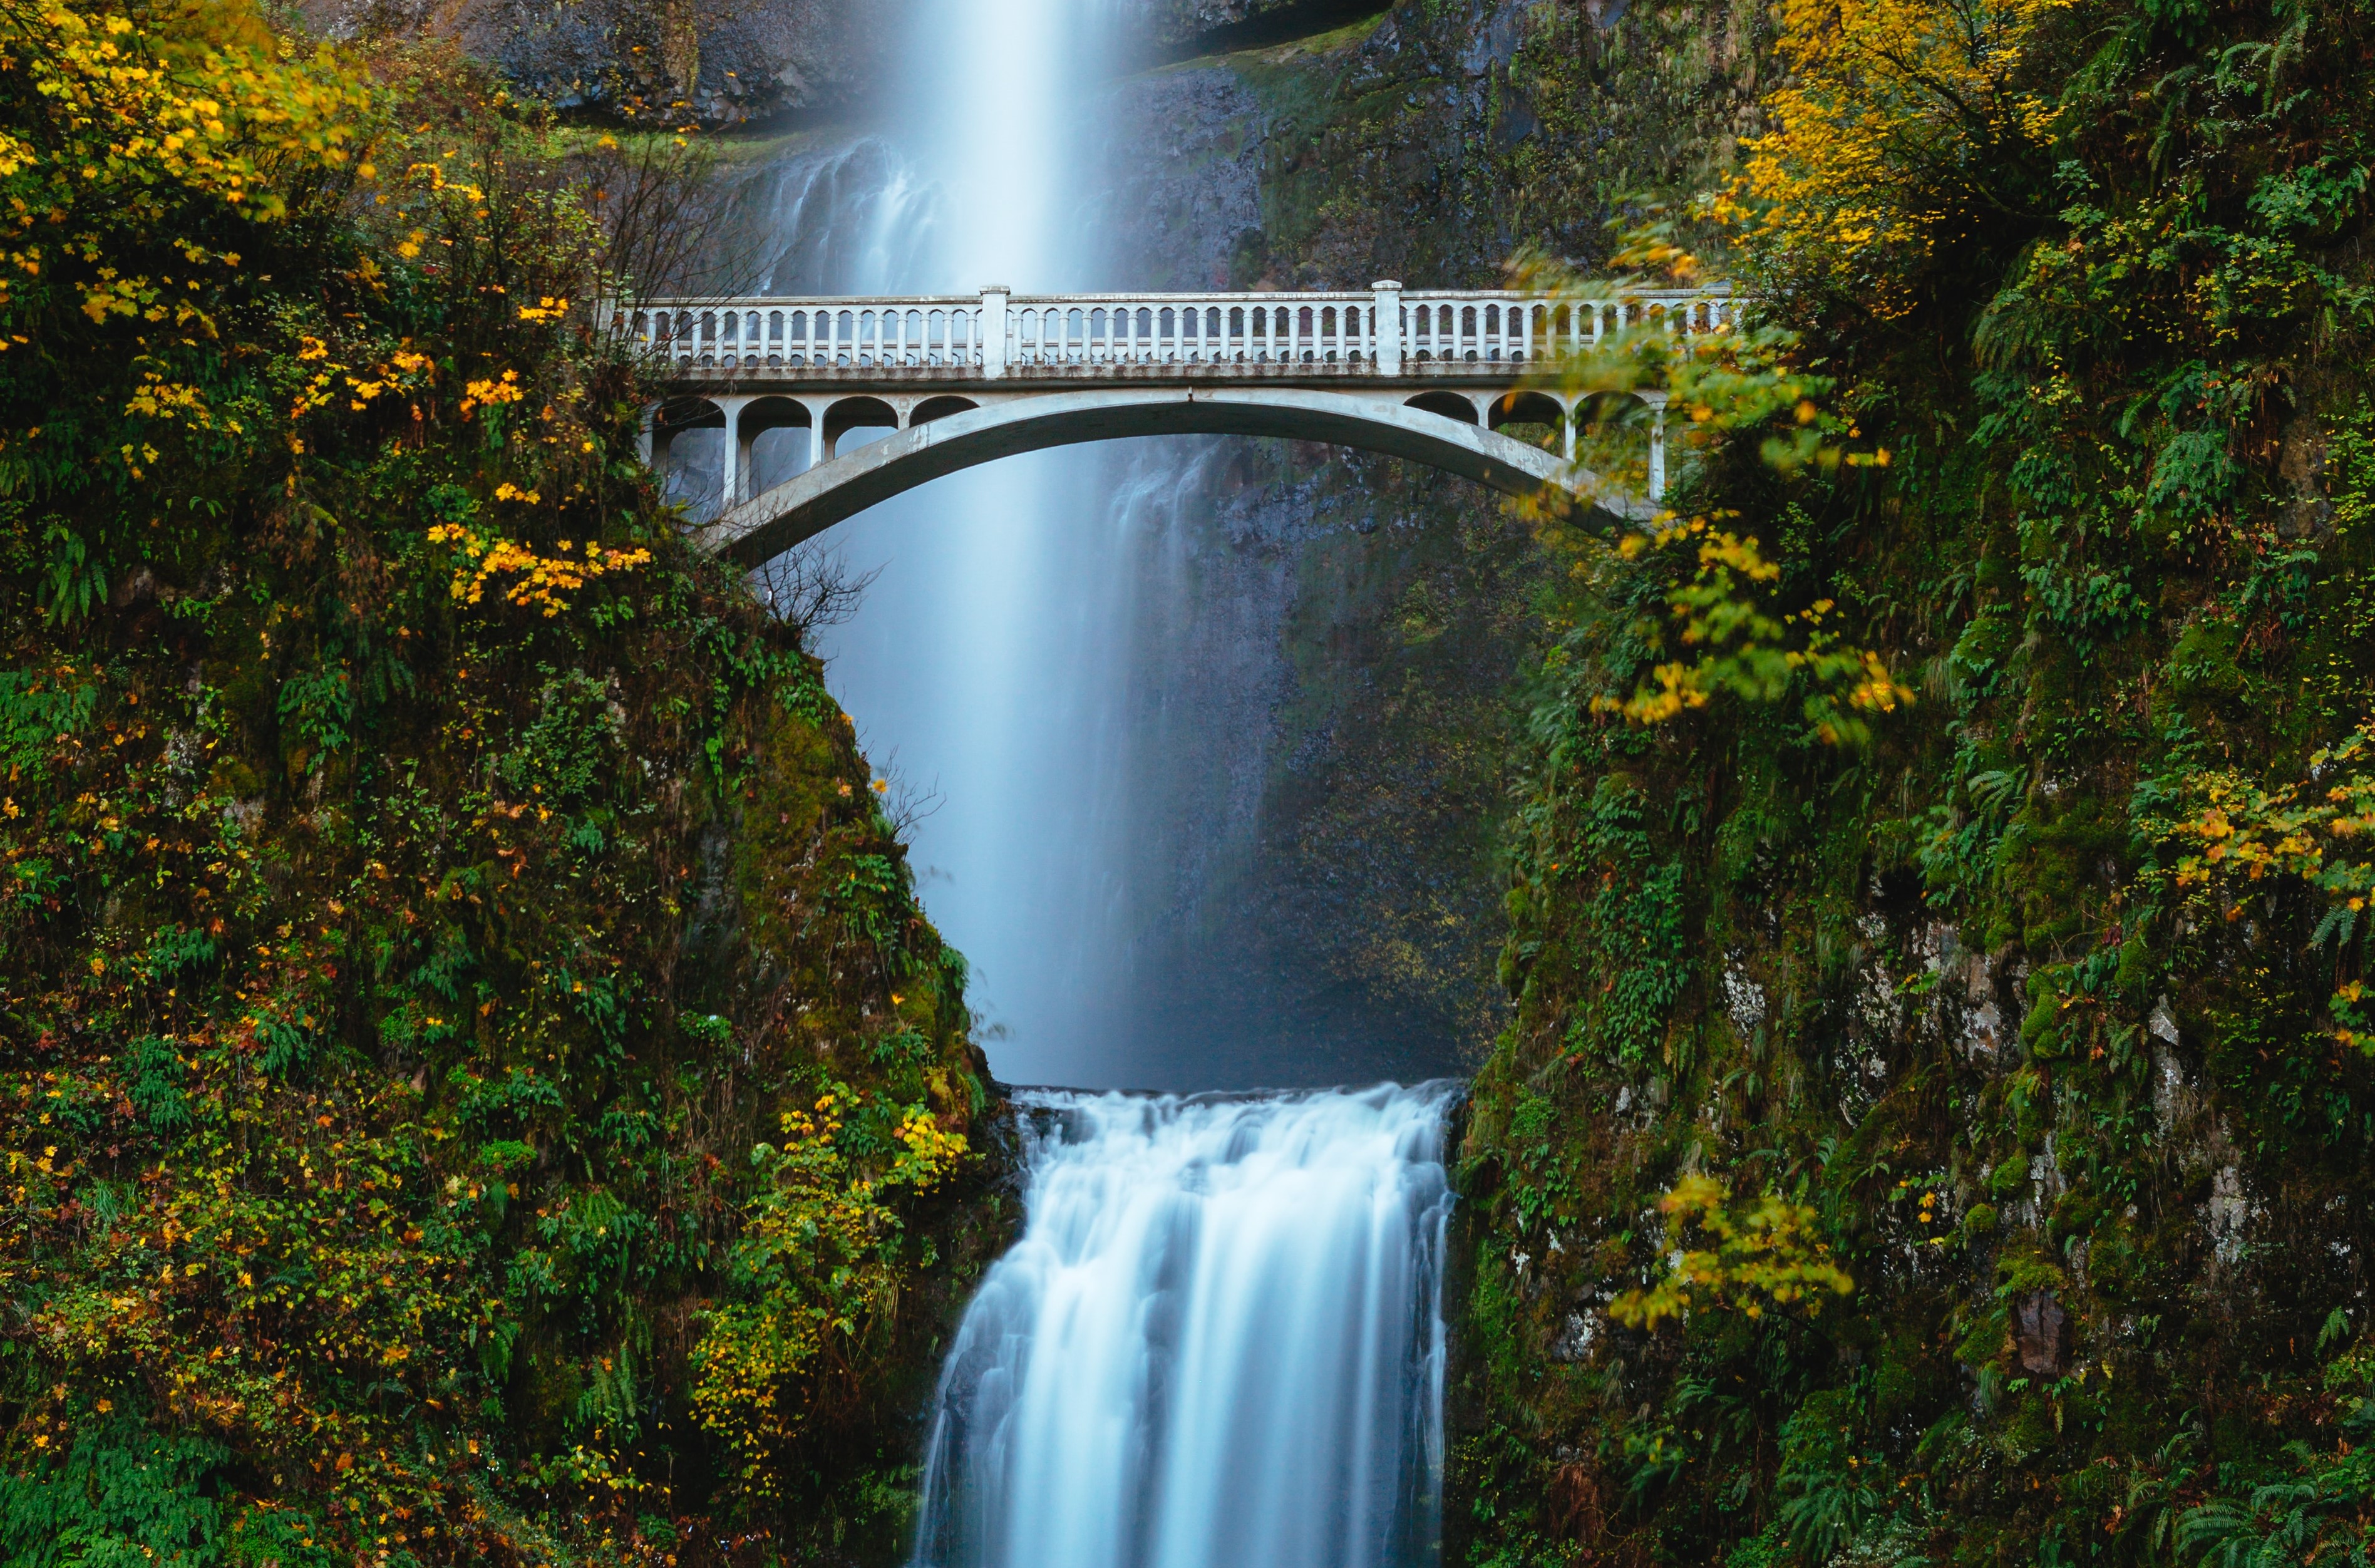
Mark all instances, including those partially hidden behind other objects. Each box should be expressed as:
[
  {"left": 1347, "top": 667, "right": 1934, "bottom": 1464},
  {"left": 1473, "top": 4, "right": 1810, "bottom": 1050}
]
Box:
[
  {"left": 719, "top": 396, "right": 748, "bottom": 507},
  {"left": 1641, "top": 392, "right": 1669, "bottom": 503}
]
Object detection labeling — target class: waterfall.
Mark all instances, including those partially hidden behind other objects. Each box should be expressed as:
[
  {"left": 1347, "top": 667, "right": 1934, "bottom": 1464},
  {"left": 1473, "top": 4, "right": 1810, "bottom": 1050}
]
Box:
[
  {"left": 701, "top": 11, "right": 1468, "bottom": 1567},
  {"left": 912, "top": 1083, "right": 1460, "bottom": 1568},
  {"left": 694, "top": 0, "right": 1179, "bottom": 1090},
  {"left": 733, "top": 138, "right": 944, "bottom": 297}
]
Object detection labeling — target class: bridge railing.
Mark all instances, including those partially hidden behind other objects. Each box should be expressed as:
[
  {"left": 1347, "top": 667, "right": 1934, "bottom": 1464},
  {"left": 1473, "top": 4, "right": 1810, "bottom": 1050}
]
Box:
[{"left": 614, "top": 284, "right": 1733, "bottom": 376}]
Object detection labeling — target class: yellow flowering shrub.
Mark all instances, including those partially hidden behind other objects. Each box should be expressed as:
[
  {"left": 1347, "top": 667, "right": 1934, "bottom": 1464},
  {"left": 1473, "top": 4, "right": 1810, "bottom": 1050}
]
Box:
[
  {"left": 0, "top": 0, "right": 375, "bottom": 324},
  {"left": 1609, "top": 1173, "right": 1855, "bottom": 1329},
  {"left": 460, "top": 368, "right": 525, "bottom": 415},
  {"left": 1584, "top": 518, "right": 1913, "bottom": 745},
  {"left": 1711, "top": 0, "right": 2071, "bottom": 312},
  {"left": 2165, "top": 721, "right": 2375, "bottom": 1051},
  {"left": 691, "top": 1088, "right": 970, "bottom": 1495},
  {"left": 425, "top": 522, "right": 652, "bottom": 614}
]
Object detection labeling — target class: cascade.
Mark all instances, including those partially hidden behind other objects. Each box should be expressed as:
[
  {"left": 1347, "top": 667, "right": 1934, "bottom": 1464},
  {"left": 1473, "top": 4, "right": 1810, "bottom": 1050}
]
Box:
[
  {"left": 714, "top": 10, "right": 1468, "bottom": 1560},
  {"left": 911, "top": 1083, "right": 1459, "bottom": 1568}
]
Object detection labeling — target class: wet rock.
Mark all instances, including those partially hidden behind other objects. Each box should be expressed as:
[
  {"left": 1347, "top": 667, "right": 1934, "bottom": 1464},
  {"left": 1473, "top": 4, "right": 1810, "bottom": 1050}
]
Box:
[
  {"left": 2208, "top": 1164, "right": 2258, "bottom": 1266},
  {"left": 2012, "top": 1291, "right": 2070, "bottom": 1376},
  {"left": 296, "top": 0, "right": 907, "bottom": 126},
  {"left": 1089, "top": 66, "right": 1269, "bottom": 289},
  {"left": 1118, "top": 0, "right": 1378, "bottom": 61}
]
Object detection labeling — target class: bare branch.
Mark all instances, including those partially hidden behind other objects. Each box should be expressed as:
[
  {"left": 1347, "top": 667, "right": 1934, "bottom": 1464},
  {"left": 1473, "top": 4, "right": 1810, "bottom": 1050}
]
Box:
[{"left": 751, "top": 544, "right": 884, "bottom": 644}]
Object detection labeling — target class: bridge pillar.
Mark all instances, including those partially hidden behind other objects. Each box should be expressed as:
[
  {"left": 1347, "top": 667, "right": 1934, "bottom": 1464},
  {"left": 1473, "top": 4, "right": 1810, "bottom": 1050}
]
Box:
[
  {"left": 718, "top": 396, "right": 752, "bottom": 506},
  {"left": 1372, "top": 280, "right": 1402, "bottom": 375},
  {"left": 980, "top": 285, "right": 1010, "bottom": 379},
  {"left": 1641, "top": 391, "right": 1670, "bottom": 503},
  {"left": 798, "top": 396, "right": 832, "bottom": 466},
  {"left": 637, "top": 404, "right": 655, "bottom": 466},
  {"left": 1558, "top": 395, "right": 1577, "bottom": 464},
  {"left": 649, "top": 411, "right": 676, "bottom": 488}
]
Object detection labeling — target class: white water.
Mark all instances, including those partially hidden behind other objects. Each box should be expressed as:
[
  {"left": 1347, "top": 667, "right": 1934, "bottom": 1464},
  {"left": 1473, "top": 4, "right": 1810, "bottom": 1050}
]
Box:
[
  {"left": 912, "top": 1083, "right": 1459, "bottom": 1568},
  {"left": 699, "top": 0, "right": 1155, "bottom": 1089},
  {"left": 705, "top": 10, "right": 1468, "bottom": 1566}
]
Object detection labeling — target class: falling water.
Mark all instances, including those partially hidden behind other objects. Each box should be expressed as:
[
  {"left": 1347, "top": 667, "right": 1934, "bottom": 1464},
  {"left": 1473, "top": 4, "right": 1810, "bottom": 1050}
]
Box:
[
  {"left": 912, "top": 1083, "right": 1459, "bottom": 1568},
  {"left": 699, "top": 5, "right": 1468, "bottom": 1562},
  {"left": 729, "top": 138, "right": 944, "bottom": 297},
  {"left": 689, "top": 0, "right": 1174, "bottom": 1088}
]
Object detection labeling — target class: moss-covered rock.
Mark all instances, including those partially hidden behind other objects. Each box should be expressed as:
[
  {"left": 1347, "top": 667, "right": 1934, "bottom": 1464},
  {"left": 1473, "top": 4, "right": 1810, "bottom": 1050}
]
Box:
[{"left": 0, "top": 15, "right": 1011, "bottom": 1562}]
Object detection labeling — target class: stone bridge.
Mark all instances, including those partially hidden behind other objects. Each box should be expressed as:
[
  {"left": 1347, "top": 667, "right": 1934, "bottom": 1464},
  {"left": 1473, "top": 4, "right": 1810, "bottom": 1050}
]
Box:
[{"left": 624, "top": 283, "right": 1733, "bottom": 565}]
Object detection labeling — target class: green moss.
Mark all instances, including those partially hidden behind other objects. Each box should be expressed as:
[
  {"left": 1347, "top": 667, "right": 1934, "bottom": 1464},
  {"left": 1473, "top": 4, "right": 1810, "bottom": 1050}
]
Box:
[
  {"left": 0, "top": 26, "right": 1009, "bottom": 1565},
  {"left": 1440, "top": 0, "right": 2375, "bottom": 1556}
]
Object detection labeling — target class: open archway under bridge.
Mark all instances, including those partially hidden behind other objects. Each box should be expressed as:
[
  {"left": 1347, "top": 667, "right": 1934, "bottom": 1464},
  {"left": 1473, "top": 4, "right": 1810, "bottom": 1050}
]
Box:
[{"left": 620, "top": 283, "right": 1732, "bottom": 562}]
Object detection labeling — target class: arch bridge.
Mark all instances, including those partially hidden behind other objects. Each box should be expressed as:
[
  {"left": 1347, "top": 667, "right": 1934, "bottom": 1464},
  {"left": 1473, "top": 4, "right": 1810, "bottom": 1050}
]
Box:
[{"left": 623, "top": 282, "right": 1733, "bottom": 565}]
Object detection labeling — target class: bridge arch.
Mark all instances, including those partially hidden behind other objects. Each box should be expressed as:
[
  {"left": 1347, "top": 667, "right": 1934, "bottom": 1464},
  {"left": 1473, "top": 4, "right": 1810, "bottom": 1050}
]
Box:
[{"left": 684, "top": 385, "right": 1644, "bottom": 566}]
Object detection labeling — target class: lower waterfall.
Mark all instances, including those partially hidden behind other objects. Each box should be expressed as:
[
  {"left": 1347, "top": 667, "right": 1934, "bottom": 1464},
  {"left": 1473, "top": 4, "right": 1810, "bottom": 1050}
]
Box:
[{"left": 911, "top": 1083, "right": 1460, "bottom": 1568}]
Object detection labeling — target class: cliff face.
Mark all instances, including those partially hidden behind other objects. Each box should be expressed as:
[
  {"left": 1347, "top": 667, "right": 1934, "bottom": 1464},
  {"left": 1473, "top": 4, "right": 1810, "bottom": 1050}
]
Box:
[
  {"left": 299, "top": 0, "right": 909, "bottom": 125},
  {"left": 1068, "top": 0, "right": 1763, "bottom": 1085},
  {"left": 300, "top": 0, "right": 1366, "bottom": 128},
  {"left": 0, "top": 22, "right": 1012, "bottom": 1562}
]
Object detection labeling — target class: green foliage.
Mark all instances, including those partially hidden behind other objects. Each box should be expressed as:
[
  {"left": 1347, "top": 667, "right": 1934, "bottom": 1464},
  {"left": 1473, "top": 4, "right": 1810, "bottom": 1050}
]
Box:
[
  {"left": 0, "top": 1422, "right": 234, "bottom": 1568},
  {"left": 0, "top": 8, "right": 1003, "bottom": 1564},
  {"left": 1609, "top": 1174, "right": 1854, "bottom": 1330},
  {"left": 1451, "top": 0, "right": 2375, "bottom": 1560}
]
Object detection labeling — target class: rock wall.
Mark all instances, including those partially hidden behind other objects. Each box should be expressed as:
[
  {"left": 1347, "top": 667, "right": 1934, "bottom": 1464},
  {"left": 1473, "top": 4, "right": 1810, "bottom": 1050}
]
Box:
[
  {"left": 301, "top": 0, "right": 908, "bottom": 124},
  {"left": 1071, "top": 0, "right": 1763, "bottom": 1085}
]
